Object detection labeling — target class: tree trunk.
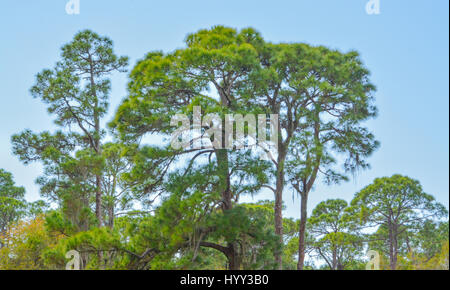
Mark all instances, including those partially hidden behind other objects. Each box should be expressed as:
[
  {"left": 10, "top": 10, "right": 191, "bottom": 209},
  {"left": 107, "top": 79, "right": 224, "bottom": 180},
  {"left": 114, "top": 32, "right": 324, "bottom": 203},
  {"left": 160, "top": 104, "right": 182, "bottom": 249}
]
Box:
[
  {"left": 89, "top": 58, "right": 103, "bottom": 228},
  {"left": 94, "top": 114, "right": 103, "bottom": 227},
  {"left": 391, "top": 225, "right": 398, "bottom": 270},
  {"left": 297, "top": 192, "right": 308, "bottom": 270},
  {"left": 228, "top": 243, "right": 240, "bottom": 270},
  {"left": 274, "top": 148, "right": 287, "bottom": 270},
  {"left": 95, "top": 176, "right": 103, "bottom": 226},
  {"left": 332, "top": 248, "right": 337, "bottom": 270},
  {"left": 216, "top": 147, "right": 240, "bottom": 270},
  {"left": 0, "top": 227, "right": 5, "bottom": 249},
  {"left": 89, "top": 62, "right": 103, "bottom": 267},
  {"left": 274, "top": 182, "right": 283, "bottom": 269},
  {"left": 388, "top": 220, "right": 395, "bottom": 270},
  {"left": 108, "top": 206, "right": 114, "bottom": 228}
]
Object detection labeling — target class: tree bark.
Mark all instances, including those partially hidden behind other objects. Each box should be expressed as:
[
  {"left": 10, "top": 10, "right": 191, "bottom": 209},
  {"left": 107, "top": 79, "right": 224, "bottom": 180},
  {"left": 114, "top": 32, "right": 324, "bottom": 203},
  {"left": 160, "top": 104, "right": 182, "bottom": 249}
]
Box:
[
  {"left": 95, "top": 176, "right": 103, "bottom": 226},
  {"left": 88, "top": 58, "right": 104, "bottom": 268},
  {"left": 228, "top": 243, "right": 240, "bottom": 270},
  {"left": 274, "top": 147, "right": 287, "bottom": 270},
  {"left": 332, "top": 248, "right": 337, "bottom": 270},
  {"left": 391, "top": 224, "right": 398, "bottom": 270},
  {"left": 297, "top": 192, "right": 308, "bottom": 270},
  {"left": 108, "top": 206, "right": 114, "bottom": 228},
  {"left": 388, "top": 219, "right": 396, "bottom": 270},
  {"left": 89, "top": 60, "right": 103, "bottom": 228}
]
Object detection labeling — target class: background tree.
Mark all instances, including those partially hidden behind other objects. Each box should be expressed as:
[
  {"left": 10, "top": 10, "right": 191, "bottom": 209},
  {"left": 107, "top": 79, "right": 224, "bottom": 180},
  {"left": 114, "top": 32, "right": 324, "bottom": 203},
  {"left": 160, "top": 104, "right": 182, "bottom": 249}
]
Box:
[
  {"left": 411, "top": 220, "right": 449, "bottom": 263},
  {"left": 0, "top": 216, "right": 63, "bottom": 270},
  {"left": 279, "top": 45, "right": 378, "bottom": 270},
  {"left": 308, "top": 199, "right": 363, "bottom": 270},
  {"left": 392, "top": 220, "right": 449, "bottom": 269},
  {"left": 12, "top": 30, "right": 128, "bottom": 227},
  {"left": 244, "top": 40, "right": 378, "bottom": 269},
  {"left": 111, "top": 26, "right": 275, "bottom": 269},
  {"left": 350, "top": 174, "right": 448, "bottom": 269},
  {"left": 113, "top": 27, "right": 378, "bottom": 270},
  {"left": 0, "top": 169, "right": 27, "bottom": 248}
]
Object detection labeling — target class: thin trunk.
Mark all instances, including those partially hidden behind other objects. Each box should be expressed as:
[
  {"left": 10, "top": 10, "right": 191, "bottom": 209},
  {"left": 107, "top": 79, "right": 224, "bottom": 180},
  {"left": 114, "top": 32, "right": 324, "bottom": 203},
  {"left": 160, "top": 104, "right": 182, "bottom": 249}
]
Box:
[
  {"left": 297, "top": 192, "right": 308, "bottom": 270},
  {"left": 332, "top": 248, "right": 337, "bottom": 270},
  {"left": 274, "top": 144, "right": 287, "bottom": 270},
  {"left": 391, "top": 224, "right": 398, "bottom": 270},
  {"left": 89, "top": 59, "right": 103, "bottom": 267},
  {"left": 89, "top": 61, "right": 103, "bottom": 227},
  {"left": 107, "top": 178, "right": 117, "bottom": 228},
  {"left": 0, "top": 226, "right": 5, "bottom": 249},
  {"left": 388, "top": 220, "right": 395, "bottom": 270},
  {"left": 108, "top": 207, "right": 114, "bottom": 229},
  {"left": 94, "top": 113, "right": 102, "bottom": 227},
  {"left": 297, "top": 118, "right": 320, "bottom": 270},
  {"left": 95, "top": 176, "right": 102, "bottom": 226}
]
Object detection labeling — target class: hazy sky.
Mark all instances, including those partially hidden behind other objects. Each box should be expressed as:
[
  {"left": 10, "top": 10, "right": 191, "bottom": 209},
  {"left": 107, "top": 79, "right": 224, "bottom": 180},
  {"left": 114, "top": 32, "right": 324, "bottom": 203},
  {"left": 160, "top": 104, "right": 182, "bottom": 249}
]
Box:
[{"left": 0, "top": 0, "right": 448, "bottom": 218}]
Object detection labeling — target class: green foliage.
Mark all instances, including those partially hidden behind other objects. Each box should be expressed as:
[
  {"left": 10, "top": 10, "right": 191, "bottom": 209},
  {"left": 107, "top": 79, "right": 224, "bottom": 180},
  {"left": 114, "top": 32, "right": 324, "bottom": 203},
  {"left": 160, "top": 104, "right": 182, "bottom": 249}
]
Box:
[
  {"left": 11, "top": 30, "right": 129, "bottom": 229},
  {"left": 2, "top": 28, "right": 448, "bottom": 271},
  {"left": 0, "top": 216, "right": 63, "bottom": 270},
  {"left": 307, "top": 199, "right": 364, "bottom": 269},
  {"left": 350, "top": 174, "right": 448, "bottom": 269},
  {"left": 0, "top": 169, "right": 27, "bottom": 237}
]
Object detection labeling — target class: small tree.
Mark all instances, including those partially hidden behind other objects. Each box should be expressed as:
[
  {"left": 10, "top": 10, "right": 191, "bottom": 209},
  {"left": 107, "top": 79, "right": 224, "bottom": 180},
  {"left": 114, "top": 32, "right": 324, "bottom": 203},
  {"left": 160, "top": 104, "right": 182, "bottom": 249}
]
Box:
[
  {"left": 397, "top": 220, "right": 449, "bottom": 269},
  {"left": 308, "top": 199, "right": 363, "bottom": 270},
  {"left": 0, "top": 216, "right": 63, "bottom": 269},
  {"left": 0, "top": 169, "right": 27, "bottom": 247},
  {"left": 12, "top": 30, "right": 128, "bottom": 227},
  {"left": 350, "top": 174, "right": 448, "bottom": 270},
  {"left": 412, "top": 220, "right": 449, "bottom": 263},
  {"left": 280, "top": 44, "right": 379, "bottom": 269}
]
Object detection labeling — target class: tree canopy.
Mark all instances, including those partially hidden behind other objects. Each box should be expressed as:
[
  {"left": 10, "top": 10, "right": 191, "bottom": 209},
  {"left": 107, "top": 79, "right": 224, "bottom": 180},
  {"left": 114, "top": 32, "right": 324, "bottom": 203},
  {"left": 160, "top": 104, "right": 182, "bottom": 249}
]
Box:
[{"left": 1, "top": 27, "right": 448, "bottom": 271}]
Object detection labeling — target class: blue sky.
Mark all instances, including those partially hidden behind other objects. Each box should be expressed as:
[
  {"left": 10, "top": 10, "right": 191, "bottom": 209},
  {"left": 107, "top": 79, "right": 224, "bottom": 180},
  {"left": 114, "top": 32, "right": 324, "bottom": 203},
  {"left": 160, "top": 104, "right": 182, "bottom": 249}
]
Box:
[{"left": 0, "top": 0, "right": 448, "bottom": 218}]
